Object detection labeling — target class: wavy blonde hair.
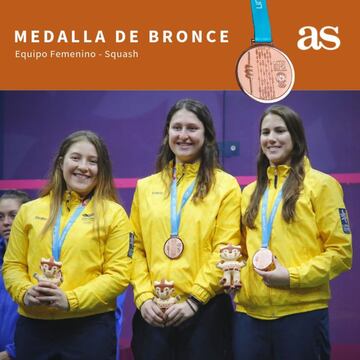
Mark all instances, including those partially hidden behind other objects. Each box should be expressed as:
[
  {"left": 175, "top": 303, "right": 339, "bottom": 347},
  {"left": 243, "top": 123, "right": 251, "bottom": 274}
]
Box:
[{"left": 40, "top": 130, "right": 118, "bottom": 235}]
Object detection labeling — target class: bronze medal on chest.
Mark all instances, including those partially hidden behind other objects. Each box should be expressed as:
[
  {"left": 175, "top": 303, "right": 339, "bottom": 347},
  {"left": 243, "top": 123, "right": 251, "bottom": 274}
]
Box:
[
  {"left": 164, "top": 236, "right": 184, "bottom": 259},
  {"left": 252, "top": 247, "right": 275, "bottom": 272}
]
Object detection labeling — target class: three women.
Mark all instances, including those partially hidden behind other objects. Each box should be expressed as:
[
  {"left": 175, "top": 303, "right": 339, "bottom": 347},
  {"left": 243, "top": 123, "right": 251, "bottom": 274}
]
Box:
[{"left": 2, "top": 101, "right": 352, "bottom": 360}]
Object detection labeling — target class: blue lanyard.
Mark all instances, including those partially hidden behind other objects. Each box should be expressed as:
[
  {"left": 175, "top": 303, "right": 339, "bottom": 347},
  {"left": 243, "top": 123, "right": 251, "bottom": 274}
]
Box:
[
  {"left": 52, "top": 203, "right": 86, "bottom": 261},
  {"left": 170, "top": 168, "right": 195, "bottom": 237},
  {"left": 250, "top": 0, "right": 272, "bottom": 43},
  {"left": 261, "top": 186, "right": 283, "bottom": 248}
]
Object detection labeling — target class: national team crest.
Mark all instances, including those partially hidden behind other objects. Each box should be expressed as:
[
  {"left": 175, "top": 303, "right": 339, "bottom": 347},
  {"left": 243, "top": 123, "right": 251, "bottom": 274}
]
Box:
[{"left": 339, "top": 208, "right": 351, "bottom": 234}]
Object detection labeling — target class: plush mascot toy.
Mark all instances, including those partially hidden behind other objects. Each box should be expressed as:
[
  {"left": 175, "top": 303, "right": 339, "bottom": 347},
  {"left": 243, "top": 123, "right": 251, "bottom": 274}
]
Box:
[
  {"left": 34, "top": 256, "right": 63, "bottom": 286},
  {"left": 153, "top": 279, "right": 181, "bottom": 312},
  {"left": 217, "top": 244, "right": 246, "bottom": 291}
]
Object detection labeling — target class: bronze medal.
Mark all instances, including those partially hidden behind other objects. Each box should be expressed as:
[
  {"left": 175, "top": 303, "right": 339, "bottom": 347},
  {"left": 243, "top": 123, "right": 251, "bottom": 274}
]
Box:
[
  {"left": 164, "top": 236, "right": 184, "bottom": 259},
  {"left": 236, "top": 44, "right": 295, "bottom": 103},
  {"left": 252, "top": 248, "right": 275, "bottom": 272}
]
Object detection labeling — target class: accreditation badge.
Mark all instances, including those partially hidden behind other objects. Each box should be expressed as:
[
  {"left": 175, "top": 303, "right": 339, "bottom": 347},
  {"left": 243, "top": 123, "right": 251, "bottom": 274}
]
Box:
[
  {"left": 236, "top": 43, "right": 295, "bottom": 103},
  {"left": 252, "top": 247, "right": 275, "bottom": 272},
  {"left": 164, "top": 236, "right": 184, "bottom": 259}
]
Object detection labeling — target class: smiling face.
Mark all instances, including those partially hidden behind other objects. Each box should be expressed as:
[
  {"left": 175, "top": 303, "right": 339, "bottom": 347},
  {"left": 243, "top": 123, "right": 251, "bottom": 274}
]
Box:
[
  {"left": 168, "top": 109, "right": 205, "bottom": 164},
  {"left": 260, "top": 113, "right": 294, "bottom": 166},
  {"left": 0, "top": 198, "right": 21, "bottom": 242},
  {"left": 61, "top": 140, "right": 98, "bottom": 198}
]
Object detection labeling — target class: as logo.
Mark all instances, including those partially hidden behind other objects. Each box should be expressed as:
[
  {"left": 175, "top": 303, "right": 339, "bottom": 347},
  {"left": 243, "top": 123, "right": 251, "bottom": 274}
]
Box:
[{"left": 297, "top": 26, "right": 340, "bottom": 50}]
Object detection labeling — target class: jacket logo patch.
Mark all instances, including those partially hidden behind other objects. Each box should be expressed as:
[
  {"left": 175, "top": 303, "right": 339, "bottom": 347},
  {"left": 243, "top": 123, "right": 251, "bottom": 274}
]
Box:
[
  {"left": 35, "top": 216, "right": 47, "bottom": 221},
  {"left": 82, "top": 213, "right": 94, "bottom": 219},
  {"left": 339, "top": 208, "right": 351, "bottom": 234},
  {"left": 81, "top": 213, "right": 94, "bottom": 222},
  {"left": 128, "top": 232, "right": 134, "bottom": 258},
  {"left": 152, "top": 191, "right": 164, "bottom": 195}
]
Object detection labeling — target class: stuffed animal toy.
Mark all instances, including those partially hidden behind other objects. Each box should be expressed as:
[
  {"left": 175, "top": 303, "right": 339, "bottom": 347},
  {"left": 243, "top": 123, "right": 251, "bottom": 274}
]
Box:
[
  {"left": 34, "top": 256, "right": 63, "bottom": 286},
  {"left": 217, "top": 244, "right": 246, "bottom": 290},
  {"left": 153, "top": 279, "right": 180, "bottom": 312}
]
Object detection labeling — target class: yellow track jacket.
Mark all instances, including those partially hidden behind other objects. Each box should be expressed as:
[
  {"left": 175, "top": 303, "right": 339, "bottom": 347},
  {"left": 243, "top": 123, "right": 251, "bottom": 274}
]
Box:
[
  {"left": 235, "top": 159, "right": 352, "bottom": 319},
  {"left": 3, "top": 192, "right": 133, "bottom": 319},
  {"left": 131, "top": 162, "right": 241, "bottom": 309}
]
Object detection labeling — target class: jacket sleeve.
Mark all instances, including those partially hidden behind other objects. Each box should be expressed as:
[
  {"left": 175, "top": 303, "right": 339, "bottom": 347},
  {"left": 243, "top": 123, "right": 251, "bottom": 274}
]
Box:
[
  {"left": 190, "top": 178, "right": 242, "bottom": 303},
  {"left": 130, "top": 185, "right": 154, "bottom": 309},
  {"left": 3, "top": 206, "right": 33, "bottom": 305},
  {"left": 288, "top": 175, "right": 352, "bottom": 288},
  {"left": 65, "top": 206, "right": 133, "bottom": 312}
]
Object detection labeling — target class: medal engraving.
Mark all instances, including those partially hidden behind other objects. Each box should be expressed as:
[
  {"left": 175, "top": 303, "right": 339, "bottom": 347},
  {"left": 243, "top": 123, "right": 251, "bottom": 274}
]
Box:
[
  {"left": 252, "top": 248, "right": 275, "bottom": 271},
  {"left": 236, "top": 44, "right": 295, "bottom": 103},
  {"left": 164, "top": 236, "right": 184, "bottom": 259}
]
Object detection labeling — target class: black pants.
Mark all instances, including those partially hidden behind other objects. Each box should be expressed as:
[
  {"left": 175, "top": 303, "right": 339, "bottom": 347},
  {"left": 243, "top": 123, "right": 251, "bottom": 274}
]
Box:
[
  {"left": 233, "top": 309, "right": 330, "bottom": 360},
  {"left": 15, "top": 312, "right": 116, "bottom": 360},
  {"left": 132, "top": 294, "right": 233, "bottom": 360}
]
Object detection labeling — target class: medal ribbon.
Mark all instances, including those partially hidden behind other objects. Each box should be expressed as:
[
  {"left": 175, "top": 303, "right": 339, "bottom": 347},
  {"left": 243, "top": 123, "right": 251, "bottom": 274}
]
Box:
[
  {"left": 170, "top": 168, "right": 195, "bottom": 237},
  {"left": 261, "top": 186, "right": 283, "bottom": 248},
  {"left": 52, "top": 203, "right": 86, "bottom": 261},
  {"left": 250, "top": 0, "right": 272, "bottom": 43}
]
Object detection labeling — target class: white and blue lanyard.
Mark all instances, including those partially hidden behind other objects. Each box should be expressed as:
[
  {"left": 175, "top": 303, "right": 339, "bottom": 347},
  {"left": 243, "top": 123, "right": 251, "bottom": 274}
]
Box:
[
  {"left": 52, "top": 203, "right": 86, "bottom": 261},
  {"left": 170, "top": 168, "right": 195, "bottom": 237},
  {"left": 261, "top": 186, "right": 283, "bottom": 248},
  {"left": 250, "top": 0, "right": 272, "bottom": 43}
]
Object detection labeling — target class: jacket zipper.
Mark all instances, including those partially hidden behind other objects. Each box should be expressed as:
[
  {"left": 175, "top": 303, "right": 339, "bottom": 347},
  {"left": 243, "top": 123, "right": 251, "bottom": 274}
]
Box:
[
  {"left": 176, "top": 164, "right": 186, "bottom": 185},
  {"left": 66, "top": 192, "right": 71, "bottom": 211}
]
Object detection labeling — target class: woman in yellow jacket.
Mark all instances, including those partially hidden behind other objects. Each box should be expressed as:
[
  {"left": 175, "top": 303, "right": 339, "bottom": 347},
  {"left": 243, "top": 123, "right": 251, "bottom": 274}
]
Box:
[
  {"left": 3, "top": 130, "right": 133, "bottom": 360},
  {"left": 234, "top": 105, "right": 352, "bottom": 360},
  {"left": 131, "top": 99, "right": 241, "bottom": 360}
]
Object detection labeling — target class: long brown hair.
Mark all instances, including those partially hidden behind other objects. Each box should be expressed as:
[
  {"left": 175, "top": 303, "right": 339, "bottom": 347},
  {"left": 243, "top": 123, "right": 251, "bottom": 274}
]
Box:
[
  {"left": 40, "top": 130, "right": 118, "bottom": 235},
  {"left": 156, "top": 99, "right": 221, "bottom": 201},
  {"left": 244, "top": 105, "right": 308, "bottom": 228}
]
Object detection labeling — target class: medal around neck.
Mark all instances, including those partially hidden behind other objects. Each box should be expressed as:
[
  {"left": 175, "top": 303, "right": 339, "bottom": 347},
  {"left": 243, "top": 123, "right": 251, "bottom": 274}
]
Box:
[
  {"left": 236, "top": 0, "right": 295, "bottom": 103},
  {"left": 254, "top": 186, "right": 284, "bottom": 272},
  {"left": 165, "top": 167, "right": 195, "bottom": 260},
  {"left": 252, "top": 248, "right": 275, "bottom": 271},
  {"left": 164, "top": 236, "right": 184, "bottom": 259}
]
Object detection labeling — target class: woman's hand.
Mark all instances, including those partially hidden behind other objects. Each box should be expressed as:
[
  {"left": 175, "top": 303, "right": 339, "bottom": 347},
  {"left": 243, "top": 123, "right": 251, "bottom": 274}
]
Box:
[
  {"left": 140, "top": 299, "right": 165, "bottom": 327},
  {"left": 164, "top": 301, "right": 198, "bottom": 327},
  {"left": 254, "top": 257, "right": 290, "bottom": 288},
  {"left": 25, "top": 281, "right": 69, "bottom": 310},
  {"left": 24, "top": 285, "right": 44, "bottom": 306}
]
